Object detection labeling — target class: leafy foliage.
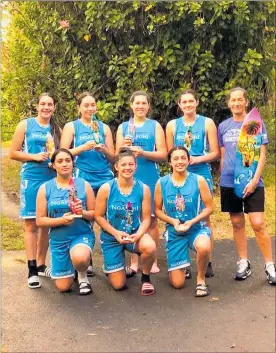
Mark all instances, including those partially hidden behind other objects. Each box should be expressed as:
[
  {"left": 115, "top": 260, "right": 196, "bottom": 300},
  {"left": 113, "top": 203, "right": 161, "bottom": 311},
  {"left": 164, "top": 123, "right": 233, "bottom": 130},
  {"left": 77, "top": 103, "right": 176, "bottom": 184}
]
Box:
[{"left": 2, "top": 1, "right": 275, "bottom": 139}]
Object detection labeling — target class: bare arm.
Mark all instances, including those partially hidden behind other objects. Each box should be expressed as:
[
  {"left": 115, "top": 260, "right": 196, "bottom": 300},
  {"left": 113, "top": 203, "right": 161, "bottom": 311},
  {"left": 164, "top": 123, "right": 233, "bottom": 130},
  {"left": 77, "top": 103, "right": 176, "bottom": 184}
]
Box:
[
  {"left": 60, "top": 122, "right": 86, "bottom": 156},
  {"left": 190, "top": 118, "right": 220, "bottom": 165},
  {"left": 165, "top": 120, "right": 175, "bottom": 152},
  {"left": 130, "top": 122, "right": 167, "bottom": 162},
  {"left": 36, "top": 185, "right": 72, "bottom": 228},
  {"left": 194, "top": 176, "right": 213, "bottom": 222},
  {"left": 115, "top": 124, "right": 124, "bottom": 154},
  {"left": 94, "top": 184, "right": 120, "bottom": 238},
  {"left": 9, "top": 120, "right": 48, "bottom": 163},
  {"left": 101, "top": 124, "right": 115, "bottom": 163},
  {"left": 82, "top": 182, "right": 95, "bottom": 221}
]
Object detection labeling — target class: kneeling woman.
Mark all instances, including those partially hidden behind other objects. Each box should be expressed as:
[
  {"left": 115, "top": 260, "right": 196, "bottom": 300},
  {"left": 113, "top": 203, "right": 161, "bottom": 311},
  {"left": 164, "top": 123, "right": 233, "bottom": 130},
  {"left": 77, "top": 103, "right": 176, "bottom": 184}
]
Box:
[
  {"left": 36, "top": 148, "right": 95, "bottom": 295},
  {"left": 95, "top": 148, "right": 156, "bottom": 296},
  {"left": 154, "top": 146, "right": 213, "bottom": 297}
]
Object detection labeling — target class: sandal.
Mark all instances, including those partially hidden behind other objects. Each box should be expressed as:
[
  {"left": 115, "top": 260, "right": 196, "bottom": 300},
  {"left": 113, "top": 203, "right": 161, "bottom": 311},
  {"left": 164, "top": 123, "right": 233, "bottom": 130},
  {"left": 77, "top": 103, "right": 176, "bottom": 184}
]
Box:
[
  {"left": 79, "top": 281, "right": 92, "bottom": 296},
  {"left": 194, "top": 284, "right": 209, "bottom": 297},
  {"left": 28, "top": 275, "right": 41, "bottom": 289},
  {"left": 125, "top": 266, "right": 138, "bottom": 278},
  {"left": 141, "top": 282, "right": 155, "bottom": 296}
]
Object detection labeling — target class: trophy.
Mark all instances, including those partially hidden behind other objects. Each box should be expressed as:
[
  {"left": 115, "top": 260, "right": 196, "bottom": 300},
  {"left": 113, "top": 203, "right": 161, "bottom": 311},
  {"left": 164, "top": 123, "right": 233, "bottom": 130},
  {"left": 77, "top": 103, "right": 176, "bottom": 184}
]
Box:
[
  {"left": 125, "top": 117, "right": 136, "bottom": 146},
  {"left": 90, "top": 114, "right": 101, "bottom": 145},
  {"left": 45, "top": 131, "right": 55, "bottom": 168},
  {"left": 184, "top": 126, "right": 193, "bottom": 151},
  {"left": 68, "top": 177, "right": 82, "bottom": 218},
  {"left": 175, "top": 192, "right": 186, "bottom": 223},
  {"left": 121, "top": 201, "right": 133, "bottom": 235}
]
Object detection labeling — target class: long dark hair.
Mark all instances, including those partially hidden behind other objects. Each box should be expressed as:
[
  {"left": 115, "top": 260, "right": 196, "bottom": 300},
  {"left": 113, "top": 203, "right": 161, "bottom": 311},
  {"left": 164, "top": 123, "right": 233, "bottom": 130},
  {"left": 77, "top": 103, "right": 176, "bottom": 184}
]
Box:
[
  {"left": 115, "top": 147, "right": 136, "bottom": 164},
  {"left": 38, "top": 93, "right": 61, "bottom": 149}
]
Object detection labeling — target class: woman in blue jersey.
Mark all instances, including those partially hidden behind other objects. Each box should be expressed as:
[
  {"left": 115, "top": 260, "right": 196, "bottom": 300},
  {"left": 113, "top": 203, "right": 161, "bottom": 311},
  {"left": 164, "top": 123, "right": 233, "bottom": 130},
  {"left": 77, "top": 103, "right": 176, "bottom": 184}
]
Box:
[
  {"left": 9, "top": 93, "right": 61, "bottom": 289},
  {"left": 95, "top": 148, "right": 156, "bottom": 296},
  {"left": 36, "top": 148, "right": 95, "bottom": 295},
  {"left": 116, "top": 91, "right": 167, "bottom": 276},
  {"left": 61, "top": 92, "right": 115, "bottom": 276},
  {"left": 154, "top": 146, "right": 213, "bottom": 297},
  {"left": 166, "top": 89, "right": 219, "bottom": 278}
]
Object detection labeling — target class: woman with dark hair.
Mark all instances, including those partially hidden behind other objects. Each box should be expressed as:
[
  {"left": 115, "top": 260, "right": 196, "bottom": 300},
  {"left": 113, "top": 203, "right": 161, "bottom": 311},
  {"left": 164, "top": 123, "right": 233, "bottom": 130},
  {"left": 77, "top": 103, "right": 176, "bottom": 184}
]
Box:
[
  {"left": 166, "top": 89, "right": 219, "bottom": 278},
  {"left": 36, "top": 148, "right": 95, "bottom": 295},
  {"left": 116, "top": 91, "right": 167, "bottom": 276},
  {"left": 61, "top": 92, "right": 115, "bottom": 275},
  {"left": 95, "top": 148, "right": 156, "bottom": 296},
  {"left": 154, "top": 146, "right": 213, "bottom": 297},
  {"left": 9, "top": 93, "right": 61, "bottom": 289}
]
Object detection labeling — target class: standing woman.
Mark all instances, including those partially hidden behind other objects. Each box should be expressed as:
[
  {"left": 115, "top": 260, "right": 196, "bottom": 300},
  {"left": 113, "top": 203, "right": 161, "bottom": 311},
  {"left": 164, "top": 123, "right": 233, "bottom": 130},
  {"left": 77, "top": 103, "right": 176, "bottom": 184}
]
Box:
[
  {"left": 9, "top": 93, "right": 61, "bottom": 288},
  {"left": 218, "top": 87, "right": 275, "bottom": 285},
  {"left": 166, "top": 89, "right": 219, "bottom": 278},
  {"left": 36, "top": 149, "right": 95, "bottom": 295},
  {"left": 154, "top": 146, "right": 213, "bottom": 297},
  {"left": 116, "top": 91, "right": 167, "bottom": 276},
  {"left": 60, "top": 92, "right": 115, "bottom": 275},
  {"left": 95, "top": 148, "right": 156, "bottom": 295}
]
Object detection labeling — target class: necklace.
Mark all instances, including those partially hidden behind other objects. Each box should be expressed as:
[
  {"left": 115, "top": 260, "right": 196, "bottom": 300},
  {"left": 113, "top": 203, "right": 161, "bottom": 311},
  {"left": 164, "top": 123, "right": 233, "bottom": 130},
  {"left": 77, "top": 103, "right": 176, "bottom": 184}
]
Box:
[
  {"left": 116, "top": 178, "right": 135, "bottom": 197},
  {"left": 171, "top": 173, "right": 189, "bottom": 188}
]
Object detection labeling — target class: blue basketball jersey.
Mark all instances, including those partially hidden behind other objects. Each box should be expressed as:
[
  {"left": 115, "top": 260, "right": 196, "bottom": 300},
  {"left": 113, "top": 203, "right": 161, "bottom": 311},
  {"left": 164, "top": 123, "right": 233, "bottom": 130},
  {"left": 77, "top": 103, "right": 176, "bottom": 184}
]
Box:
[
  {"left": 174, "top": 115, "right": 211, "bottom": 177},
  {"left": 103, "top": 178, "right": 144, "bottom": 235},
  {"left": 20, "top": 118, "right": 56, "bottom": 180},
  {"left": 45, "top": 177, "right": 93, "bottom": 239},
  {"left": 160, "top": 173, "right": 203, "bottom": 236},
  {"left": 73, "top": 119, "right": 113, "bottom": 189},
  {"left": 122, "top": 119, "right": 160, "bottom": 184}
]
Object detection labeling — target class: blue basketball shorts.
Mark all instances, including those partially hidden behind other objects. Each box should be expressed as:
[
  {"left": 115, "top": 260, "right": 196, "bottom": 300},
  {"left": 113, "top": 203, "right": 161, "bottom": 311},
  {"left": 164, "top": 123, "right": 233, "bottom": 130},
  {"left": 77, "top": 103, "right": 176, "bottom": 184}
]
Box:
[
  {"left": 20, "top": 179, "right": 46, "bottom": 219},
  {"left": 50, "top": 233, "right": 95, "bottom": 279},
  {"left": 100, "top": 231, "right": 140, "bottom": 273},
  {"left": 164, "top": 226, "right": 211, "bottom": 272}
]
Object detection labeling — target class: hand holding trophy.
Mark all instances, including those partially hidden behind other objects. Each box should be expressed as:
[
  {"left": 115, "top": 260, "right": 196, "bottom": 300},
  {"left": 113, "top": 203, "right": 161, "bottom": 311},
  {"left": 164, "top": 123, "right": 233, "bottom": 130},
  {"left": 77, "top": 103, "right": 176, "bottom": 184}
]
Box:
[{"left": 68, "top": 177, "right": 83, "bottom": 218}]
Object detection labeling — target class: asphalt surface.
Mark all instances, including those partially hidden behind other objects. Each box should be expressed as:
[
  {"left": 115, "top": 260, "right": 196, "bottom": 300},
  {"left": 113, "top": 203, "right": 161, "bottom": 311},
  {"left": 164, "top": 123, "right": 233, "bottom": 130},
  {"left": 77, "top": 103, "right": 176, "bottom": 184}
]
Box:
[{"left": 2, "top": 237, "right": 275, "bottom": 352}]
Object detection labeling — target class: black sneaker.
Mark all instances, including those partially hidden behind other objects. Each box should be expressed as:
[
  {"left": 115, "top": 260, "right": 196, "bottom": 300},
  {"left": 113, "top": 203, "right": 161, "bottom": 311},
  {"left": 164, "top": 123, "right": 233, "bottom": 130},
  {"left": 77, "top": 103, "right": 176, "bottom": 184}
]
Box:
[
  {"left": 265, "top": 263, "right": 276, "bottom": 286},
  {"left": 235, "top": 259, "right": 251, "bottom": 280},
  {"left": 205, "top": 262, "right": 214, "bottom": 278},
  {"left": 184, "top": 266, "right": 192, "bottom": 279}
]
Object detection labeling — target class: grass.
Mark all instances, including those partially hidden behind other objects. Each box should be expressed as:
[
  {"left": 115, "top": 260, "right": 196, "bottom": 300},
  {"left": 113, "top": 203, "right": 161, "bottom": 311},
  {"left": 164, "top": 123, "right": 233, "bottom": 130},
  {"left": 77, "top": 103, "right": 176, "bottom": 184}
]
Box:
[
  {"left": 1, "top": 156, "right": 20, "bottom": 200},
  {"left": 1, "top": 140, "right": 12, "bottom": 148},
  {"left": 1, "top": 215, "right": 24, "bottom": 250},
  {"left": 1, "top": 157, "right": 275, "bottom": 250}
]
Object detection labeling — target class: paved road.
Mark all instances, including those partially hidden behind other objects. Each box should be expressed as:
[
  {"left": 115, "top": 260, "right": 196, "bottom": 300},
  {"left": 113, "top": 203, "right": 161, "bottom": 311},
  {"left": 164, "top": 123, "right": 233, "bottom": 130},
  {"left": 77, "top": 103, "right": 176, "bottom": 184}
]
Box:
[{"left": 2, "top": 237, "right": 275, "bottom": 352}]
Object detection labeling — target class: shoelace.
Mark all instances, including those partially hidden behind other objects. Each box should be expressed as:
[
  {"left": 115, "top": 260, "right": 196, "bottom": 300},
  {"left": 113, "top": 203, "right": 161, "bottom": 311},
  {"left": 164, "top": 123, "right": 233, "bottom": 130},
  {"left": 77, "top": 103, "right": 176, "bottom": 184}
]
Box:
[{"left": 237, "top": 260, "right": 248, "bottom": 273}]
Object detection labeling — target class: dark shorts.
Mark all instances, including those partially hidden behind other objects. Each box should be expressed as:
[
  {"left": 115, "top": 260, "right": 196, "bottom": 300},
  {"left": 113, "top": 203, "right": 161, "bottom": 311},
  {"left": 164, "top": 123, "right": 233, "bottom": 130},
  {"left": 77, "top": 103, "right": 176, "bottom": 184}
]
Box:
[{"left": 220, "top": 187, "right": 265, "bottom": 214}]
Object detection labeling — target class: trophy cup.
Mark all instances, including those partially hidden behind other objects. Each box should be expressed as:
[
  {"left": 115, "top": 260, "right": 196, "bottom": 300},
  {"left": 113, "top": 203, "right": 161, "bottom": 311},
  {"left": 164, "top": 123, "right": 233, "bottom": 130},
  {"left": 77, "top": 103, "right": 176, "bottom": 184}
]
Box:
[
  {"left": 45, "top": 132, "right": 55, "bottom": 168},
  {"left": 68, "top": 177, "right": 82, "bottom": 218},
  {"left": 125, "top": 117, "right": 136, "bottom": 146},
  {"left": 90, "top": 114, "right": 101, "bottom": 145},
  {"left": 121, "top": 201, "right": 133, "bottom": 236},
  {"left": 175, "top": 192, "right": 186, "bottom": 223}
]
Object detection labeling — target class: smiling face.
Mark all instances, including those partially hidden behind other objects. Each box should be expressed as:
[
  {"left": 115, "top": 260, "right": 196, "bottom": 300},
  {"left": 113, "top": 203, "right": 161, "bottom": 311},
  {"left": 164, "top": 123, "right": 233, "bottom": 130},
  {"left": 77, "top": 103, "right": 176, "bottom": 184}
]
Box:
[
  {"left": 169, "top": 149, "right": 190, "bottom": 173},
  {"left": 78, "top": 95, "right": 97, "bottom": 120},
  {"left": 130, "top": 95, "right": 150, "bottom": 120},
  {"left": 52, "top": 151, "right": 73, "bottom": 177},
  {"left": 115, "top": 155, "right": 137, "bottom": 179},
  {"left": 228, "top": 89, "right": 247, "bottom": 117},
  {"left": 37, "top": 95, "right": 55, "bottom": 121},
  {"left": 178, "top": 93, "right": 198, "bottom": 116}
]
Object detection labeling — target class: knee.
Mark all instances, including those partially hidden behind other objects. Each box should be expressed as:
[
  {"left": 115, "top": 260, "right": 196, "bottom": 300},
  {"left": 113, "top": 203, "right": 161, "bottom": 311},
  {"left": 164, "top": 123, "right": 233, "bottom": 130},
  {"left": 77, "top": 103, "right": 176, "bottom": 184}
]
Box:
[
  {"left": 55, "top": 279, "right": 73, "bottom": 293},
  {"left": 251, "top": 220, "right": 266, "bottom": 234},
  {"left": 141, "top": 240, "right": 156, "bottom": 257},
  {"left": 110, "top": 278, "right": 126, "bottom": 291},
  {"left": 196, "top": 240, "right": 211, "bottom": 256},
  {"left": 232, "top": 220, "right": 245, "bottom": 231},
  {"left": 72, "top": 255, "right": 90, "bottom": 270},
  {"left": 170, "top": 276, "right": 185, "bottom": 289}
]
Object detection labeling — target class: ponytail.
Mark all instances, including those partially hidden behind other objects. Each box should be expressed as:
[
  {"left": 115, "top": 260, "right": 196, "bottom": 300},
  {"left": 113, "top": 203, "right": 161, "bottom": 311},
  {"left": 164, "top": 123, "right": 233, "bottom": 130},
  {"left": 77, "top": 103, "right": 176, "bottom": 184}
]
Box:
[{"left": 50, "top": 118, "right": 61, "bottom": 149}]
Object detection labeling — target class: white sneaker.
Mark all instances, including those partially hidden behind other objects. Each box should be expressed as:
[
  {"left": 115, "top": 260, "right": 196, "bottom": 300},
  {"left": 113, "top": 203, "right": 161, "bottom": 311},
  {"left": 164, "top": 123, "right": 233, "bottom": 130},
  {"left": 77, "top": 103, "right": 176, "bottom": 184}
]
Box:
[
  {"left": 235, "top": 259, "right": 251, "bottom": 280},
  {"left": 265, "top": 263, "right": 276, "bottom": 285}
]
